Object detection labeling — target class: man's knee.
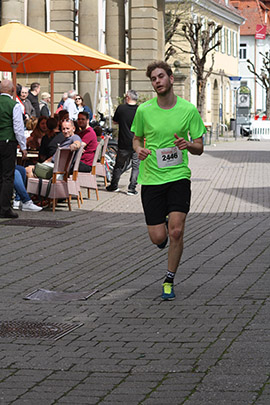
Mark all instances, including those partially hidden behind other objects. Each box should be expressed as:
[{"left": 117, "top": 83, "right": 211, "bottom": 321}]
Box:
[{"left": 169, "top": 226, "right": 184, "bottom": 242}]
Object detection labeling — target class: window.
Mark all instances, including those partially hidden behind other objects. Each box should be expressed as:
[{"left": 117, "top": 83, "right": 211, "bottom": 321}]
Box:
[
  {"left": 226, "top": 85, "right": 230, "bottom": 113},
  {"left": 227, "top": 30, "right": 231, "bottom": 55},
  {"left": 215, "top": 24, "right": 220, "bottom": 51},
  {"left": 240, "top": 43, "right": 247, "bottom": 59},
  {"left": 207, "top": 82, "right": 211, "bottom": 111},
  {"left": 233, "top": 32, "right": 237, "bottom": 57},
  {"left": 221, "top": 27, "right": 225, "bottom": 53}
]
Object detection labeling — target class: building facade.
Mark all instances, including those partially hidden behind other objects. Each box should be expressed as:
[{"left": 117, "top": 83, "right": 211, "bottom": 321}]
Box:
[
  {"left": 0, "top": 0, "right": 165, "bottom": 113},
  {"left": 166, "top": 0, "right": 244, "bottom": 128},
  {"left": 231, "top": 0, "right": 270, "bottom": 114}
]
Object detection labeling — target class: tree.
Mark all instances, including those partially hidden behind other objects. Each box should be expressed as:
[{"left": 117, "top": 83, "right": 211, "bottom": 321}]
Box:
[
  {"left": 247, "top": 52, "right": 270, "bottom": 116},
  {"left": 181, "top": 21, "right": 222, "bottom": 118},
  {"left": 165, "top": 6, "right": 222, "bottom": 119}
]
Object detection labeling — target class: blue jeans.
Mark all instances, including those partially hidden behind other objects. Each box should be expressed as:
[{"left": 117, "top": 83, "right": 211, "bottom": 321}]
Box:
[{"left": 14, "top": 165, "right": 31, "bottom": 203}]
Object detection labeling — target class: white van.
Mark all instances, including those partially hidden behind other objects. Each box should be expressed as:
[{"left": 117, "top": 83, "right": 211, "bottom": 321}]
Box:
[{"left": 249, "top": 120, "right": 270, "bottom": 141}]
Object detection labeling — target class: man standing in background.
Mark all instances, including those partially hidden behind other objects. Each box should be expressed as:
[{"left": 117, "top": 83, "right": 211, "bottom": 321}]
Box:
[
  {"left": 106, "top": 90, "right": 139, "bottom": 195},
  {"left": 0, "top": 80, "right": 27, "bottom": 218},
  {"left": 27, "top": 82, "right": 41, "bottom": 118}
]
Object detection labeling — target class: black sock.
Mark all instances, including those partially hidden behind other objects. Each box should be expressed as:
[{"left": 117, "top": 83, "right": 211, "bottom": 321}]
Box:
[{"left": 164, "top": 271, "right": 175, "bottom": 284}]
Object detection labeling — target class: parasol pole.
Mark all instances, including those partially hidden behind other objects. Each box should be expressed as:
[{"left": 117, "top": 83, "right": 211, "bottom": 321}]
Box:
[
  {"left": 11, "top": 64, "right": 17, "bottom": 100},
  {"left": 93, "top": 70, "right": 99, "bottom": 119},
  {"left": 106, "top": 69, "right": 112, "bottom": 128},
  {"left": 50, "top": 72, "right": 54, "bottom": 116}
]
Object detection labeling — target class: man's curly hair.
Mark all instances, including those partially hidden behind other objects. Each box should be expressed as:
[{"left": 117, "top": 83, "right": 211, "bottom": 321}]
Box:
[{"left": 146, "top": 61, "right": 173, "bottom": 79}]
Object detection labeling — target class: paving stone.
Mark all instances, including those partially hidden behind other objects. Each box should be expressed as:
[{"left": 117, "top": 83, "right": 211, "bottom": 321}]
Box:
[{"left": 0, "top": 139, "right": 269, "bottom": 403}]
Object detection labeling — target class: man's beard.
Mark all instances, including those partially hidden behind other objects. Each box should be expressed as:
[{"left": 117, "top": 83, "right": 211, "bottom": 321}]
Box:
[{"left": 156, "top": 81, "right": 172, "bottom": 96}]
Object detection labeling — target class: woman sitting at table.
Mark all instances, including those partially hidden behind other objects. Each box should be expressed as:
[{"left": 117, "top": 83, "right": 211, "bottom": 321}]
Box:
[{"left": 26, "top": 116, "right": 48, "bottom": 150}]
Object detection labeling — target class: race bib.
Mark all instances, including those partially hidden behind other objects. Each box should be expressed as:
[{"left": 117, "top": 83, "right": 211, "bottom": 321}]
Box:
[{"left": 156, "top": 147, "right": 183, "bottom": 168}]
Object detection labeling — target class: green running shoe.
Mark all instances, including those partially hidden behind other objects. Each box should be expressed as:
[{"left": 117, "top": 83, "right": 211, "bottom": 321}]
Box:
[{"left": 162, "top": 282, "right": 175, "bottom": 300}]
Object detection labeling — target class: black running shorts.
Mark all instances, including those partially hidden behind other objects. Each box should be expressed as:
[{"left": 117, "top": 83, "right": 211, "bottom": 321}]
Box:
[{"left": 141, "top": 179, "right": 191, "bottom": 226}]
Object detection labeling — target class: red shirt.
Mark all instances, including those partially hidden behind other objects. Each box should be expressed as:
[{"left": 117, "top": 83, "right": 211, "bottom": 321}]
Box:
[{"left": 79, "top": 127, "right": 98, "bottom": 167}]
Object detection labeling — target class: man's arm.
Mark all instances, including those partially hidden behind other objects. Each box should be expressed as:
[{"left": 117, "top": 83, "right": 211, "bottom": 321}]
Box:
[
  {"left": 13, "top": 103, "right": 27, "bottom": 159},
  {"left": 70, "top": 140, "right": 81, "bottom": 151},
  {"left": 174, "top": 135, "right": 203, "bottom": 155},
  {"left": 133, "top": 135, "right": 152, "bottom": 160}
]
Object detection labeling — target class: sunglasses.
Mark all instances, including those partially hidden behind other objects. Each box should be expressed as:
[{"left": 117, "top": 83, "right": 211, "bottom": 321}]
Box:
[{"left": 75, "top": 97, "right": 82, "bottom": 100}]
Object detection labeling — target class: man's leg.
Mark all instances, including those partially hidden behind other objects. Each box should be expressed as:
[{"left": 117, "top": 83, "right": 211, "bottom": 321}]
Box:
[
  {"left": 128, "top": 151, "right": 140, "bottom": 191},
  {"left": 107, "top": 149, "right": 129, "bottom": 190},
  {"left": 0, "top": 141, "right": 17, "bottom": 213},
  {"left": 146, "top": 211, "right": 186, "bottom": 270},
  {"left": 14, "top": 169, "right": 31, "bottom": 203},
  {"left": 167, "top": 211, "right": 187, "bottom": 273}
]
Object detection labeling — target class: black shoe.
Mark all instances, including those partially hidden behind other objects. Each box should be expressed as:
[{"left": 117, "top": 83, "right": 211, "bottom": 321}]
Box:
[
  {"left": 106, "top": 185, "right": 119, "bottom": 192},
  {"left": 0, "top": 208, "right": 19, "bottom": 219},
  {"left": 127, "top": 189, "right": 138, "bottom": 196}
]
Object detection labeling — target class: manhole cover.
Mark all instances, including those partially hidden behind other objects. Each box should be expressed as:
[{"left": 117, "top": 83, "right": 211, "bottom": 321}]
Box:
[
  {"left": 0, "top": 219, "right": 72, "bottom": 228},
  {"left": 24, "top": 288, "right": 98, "bottom": 301},
  {"left": 0, "top": 320, "right": 83, "bottom": 340}
]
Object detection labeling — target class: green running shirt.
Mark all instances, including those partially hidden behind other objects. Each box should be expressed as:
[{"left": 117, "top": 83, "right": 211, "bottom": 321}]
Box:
[{"left": 131, "top": 96, "right": 206, "bottom": 185}]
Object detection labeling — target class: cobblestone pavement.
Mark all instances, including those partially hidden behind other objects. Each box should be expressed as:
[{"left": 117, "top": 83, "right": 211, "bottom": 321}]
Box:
[{"left": 0, "top": 138, "right": 269, "bottom": 405}]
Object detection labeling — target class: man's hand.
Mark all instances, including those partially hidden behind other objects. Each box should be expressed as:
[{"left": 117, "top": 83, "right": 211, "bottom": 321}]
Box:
[
  {"left": 174, "top": 134, "right": 203, "bottom": 155},
  {"left": 21, "top": 149, "right": 27, "bottom": 160},
  {"left": 174, "top": 134, "right": 189, "bottom": 150},
  {"left": 136, "top": 146, "right": 152, "bottom": 161},
  {"left": 70, "top": 141, "right": 80, "bottom": 151},
  {"left": 133, "top": 136, "right": 151, "bottom": 161}
]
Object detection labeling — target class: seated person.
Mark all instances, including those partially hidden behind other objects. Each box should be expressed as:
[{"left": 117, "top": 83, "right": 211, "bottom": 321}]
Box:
[
  {"left": 76, "top": 111, "right": 98, "bottom": 172},
  {"left": 42, "top": 110, "right": 69, "bottom": 157},
  {"left": 26, "top": 119, "right": 81, "bottom": 178},
  {"left": 39, "top": 117, "right": 59, "bottom": 162},
  {"left": 27, "top": 116, "right": 48, "bottom": 150},
  {"left": 49, "top": 118, "right": 81, "bottom": 163},
  {"left": 13, "top": 165, "right": 42, "bottom": 212}
]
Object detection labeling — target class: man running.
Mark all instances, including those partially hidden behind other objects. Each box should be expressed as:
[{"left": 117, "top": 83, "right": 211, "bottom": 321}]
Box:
[{"left": 132, "top": 61, "right": 206, "bottom": 300}]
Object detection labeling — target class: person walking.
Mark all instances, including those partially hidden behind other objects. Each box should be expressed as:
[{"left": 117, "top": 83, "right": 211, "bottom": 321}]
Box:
[
  {"left": 132, "top": 61, "right": 206, "bottom": 300},
  {"left": 0, "top": 79, "right": 27, "bottom": 218},
  {"left": 106, "top": 90, "right": 139, "bottom": 195}
]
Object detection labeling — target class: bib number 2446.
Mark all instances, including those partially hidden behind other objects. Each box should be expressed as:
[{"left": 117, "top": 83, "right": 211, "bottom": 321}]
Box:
[{"left": 156, "top": 146, "right": 183, "bottom": 168}]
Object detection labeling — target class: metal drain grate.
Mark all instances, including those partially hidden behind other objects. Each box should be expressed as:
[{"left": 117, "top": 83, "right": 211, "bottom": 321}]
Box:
[
  {"left": 0, "top": 320, "right": 83, "bottom": 340},
  {"left": 0, "top": 219, "right": 72, "bottom": 228},
  {"left": 24, "top": 288, "right": 98, "bottom": 301}
]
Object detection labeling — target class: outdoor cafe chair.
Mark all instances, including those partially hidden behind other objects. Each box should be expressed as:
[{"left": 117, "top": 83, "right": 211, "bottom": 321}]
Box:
[
  {"left": 27, "top": 147, "right": 75, "bottom": 213},
  {"left": 78, "top": 142, "right": 102, "bottom": 201},
  {"left": 68, "top": 145, "right": 85, "bottom": 208},
  {"left": 96, "top": 135, "right": 110, "bottom": 186}
]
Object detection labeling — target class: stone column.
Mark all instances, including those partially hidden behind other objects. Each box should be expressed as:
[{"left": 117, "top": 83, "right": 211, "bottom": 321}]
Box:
[
  {"left": 50, "top": 0, "right": 75, "bottom": 109},
  {"left": 129, "top": 0, "right": 165, "bottom": 96},
  {"left": 1, "top": 0, "right": 24, "bottom": 25},
  {"left": 106, "top": 0, "right": 126, "bottom": 103},
  {"left": 27, "top": 0, "right": 45, "bottom": 31},
  {"left": 173, "top": 61, "right": 187, "bottom": 99},
  {"left": 78, "top": 0, "right": 99, "bottom": 112},
  {"left": 13, "top": 0, "right": 49, "bottom": 99}
]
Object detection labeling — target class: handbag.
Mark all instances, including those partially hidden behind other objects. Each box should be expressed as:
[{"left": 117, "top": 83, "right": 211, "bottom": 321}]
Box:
[{"left": 33, "top": 162, "right": 54, "bottom": 179}]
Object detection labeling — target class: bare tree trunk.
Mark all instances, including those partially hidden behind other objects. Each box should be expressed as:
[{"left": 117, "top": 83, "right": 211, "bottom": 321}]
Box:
[
  {"left": 197, "top": 77, "right": 206, "bottom": 121},
  {"left": 267, "top": 87, "right": 270, "bottom": 117}
]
